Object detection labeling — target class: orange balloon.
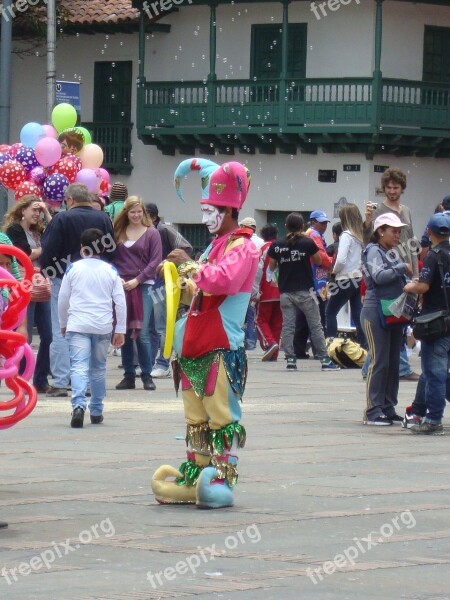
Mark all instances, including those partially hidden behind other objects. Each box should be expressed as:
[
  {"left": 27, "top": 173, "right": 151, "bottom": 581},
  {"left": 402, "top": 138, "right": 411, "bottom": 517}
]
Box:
[{"left": 79, "top": 143, "right": 103, "bottom": 169}]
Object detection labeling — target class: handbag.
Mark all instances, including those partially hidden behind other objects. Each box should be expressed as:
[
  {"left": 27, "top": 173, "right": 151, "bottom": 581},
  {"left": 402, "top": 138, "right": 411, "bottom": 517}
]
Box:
[
  {"left": 30, "top": 267, "right": 51, "bottom": 303},
  {"left": 412, "top": 249, "right": 450, "bottom": 342}
]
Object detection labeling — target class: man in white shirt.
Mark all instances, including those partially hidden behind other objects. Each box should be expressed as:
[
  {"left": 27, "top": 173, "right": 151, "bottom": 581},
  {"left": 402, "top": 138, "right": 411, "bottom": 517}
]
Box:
[{"left": 58, "top": 228, "right": 126, "bottom": 428}]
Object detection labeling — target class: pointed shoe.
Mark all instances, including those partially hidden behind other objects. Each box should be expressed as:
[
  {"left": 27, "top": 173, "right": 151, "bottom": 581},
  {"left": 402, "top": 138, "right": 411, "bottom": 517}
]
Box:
[
  {"left": 196, "top": 466, "right": 234, "bottom": 509},
  {"left": 151, "top": 465, "right": 197, "bottom": 505}
]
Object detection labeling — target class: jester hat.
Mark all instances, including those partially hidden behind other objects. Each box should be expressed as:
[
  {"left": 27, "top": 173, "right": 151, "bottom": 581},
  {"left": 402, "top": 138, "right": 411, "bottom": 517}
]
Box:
[{"left": 174, "top": 158, "right": 251, "bottom": 210}]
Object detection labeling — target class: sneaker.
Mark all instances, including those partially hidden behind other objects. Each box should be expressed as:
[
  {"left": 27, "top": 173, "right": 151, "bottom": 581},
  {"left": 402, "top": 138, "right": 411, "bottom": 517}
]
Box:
[
  {"left": 410, "top": 421, "right": 444, "bottom": 435},
  {"left": 70, "top": 407, "right": 85, "bottom": 428},
  {"left": 262, "top": 343, "right": 279, "bottom": 362},
  {"left": 112, "top": 348, "right": 121, "bottom": 356},
  {"left": 321, "top": 358, "right": 340, "bottom": 371},
  {"left": 385, "top": 413, "right": 403, "bottom": 424},
  {"left": 46, "top": 386, "right": 68, "bottom": 398},
  {"left": 399, "top": 372, "right": 420, "bottom": 382},
  {"left": 150, "top": 367, "right": 171, "bottom": 378},
  {"left": 142, "top": 376, "right": 156, "bottom": 391},
  {"left": 402, "top": 406, "right": 423, "bottom": 429},
  {"left": 115, "top": 377, "right": 136, "bottom": 390},
  {"left": 90, "top": 415, "right": 104, "bottom": 425},
  {"left": 363, "top": 415, "right": 393, "bottom": 426},
  {"left": 286, "top": 357, "right": 297, "bottom": 370},
  {"left": 34, "top": 383, "right": 51, "bottom": 393}
]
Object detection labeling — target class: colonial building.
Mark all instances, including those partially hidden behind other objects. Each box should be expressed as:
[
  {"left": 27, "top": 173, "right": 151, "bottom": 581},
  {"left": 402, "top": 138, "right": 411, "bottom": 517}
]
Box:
[{"left": 8, "top": 0, "right": 450, "bottom": 246}]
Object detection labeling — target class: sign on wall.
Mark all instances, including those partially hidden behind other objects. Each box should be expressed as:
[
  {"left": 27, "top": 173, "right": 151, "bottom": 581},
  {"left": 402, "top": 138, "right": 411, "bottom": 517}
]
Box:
[{"left": 56, "top": 81, "right": 81, "bottom": 115}]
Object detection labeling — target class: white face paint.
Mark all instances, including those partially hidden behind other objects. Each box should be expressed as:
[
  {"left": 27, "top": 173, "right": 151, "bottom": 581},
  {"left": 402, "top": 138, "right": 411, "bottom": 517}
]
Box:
[{"left": 201, "top": 204, "right": 224, "bottom": 234}]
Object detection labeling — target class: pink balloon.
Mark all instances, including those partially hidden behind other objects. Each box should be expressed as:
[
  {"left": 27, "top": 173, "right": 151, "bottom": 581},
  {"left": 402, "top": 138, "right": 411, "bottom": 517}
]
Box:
[
  {"left": 79, "top": 143, "right": 103, "bottom": 169},
  {"left": 75, "top": 168, "right": 98, "bottom": 192},
  {"left": 35, "top": 137, "right": 62, "bottom": 167},
  {"left": 42, "top": 124, "right": 58, "bottom": 139},
  {"left": 98, "top": 167, "right": 110, "bottom": 184}
]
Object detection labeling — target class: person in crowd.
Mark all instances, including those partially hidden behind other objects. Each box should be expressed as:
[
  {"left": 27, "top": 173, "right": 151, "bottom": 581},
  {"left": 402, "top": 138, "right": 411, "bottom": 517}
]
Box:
[
  {"left": 268, "top": 212, "right": 339, "bottom": 372},
  {"left": 403, "top": 213, "right": 450, "bottom": 435},
  {"left": 89, "top": 193, "right": 105, "bottom": 211},
  {"left": 326, "top": 221, "right": 343, "bottom": 260},
  {"left": 3, "top": 196, "right": 53, "bottom": 393},
  {"left": 105, "top": 182, "right": 128, "bottom": 222},
  {"left": 113, "top": 197, "right": 162, "bottom": 391},
  {"left": 145, "top": 202, "right": 193, "bottom": 378},
  {"left": 363, "top": 167, "right": 420, "bottom": 382},
  {"left": 294, "top": 210, "right": 334, "bottom": 358},
  {"left": 40, "top": 183, "right": 114, "bottom": 398},
  {"left": 362, "top": 213, "right": 413, "bottom": 426},
  {"left": 238, "top": 217, "right": 263, "bottom": 350},
  {"left": 58, "top": 130, "right": 84, "bottom": 156},
  {"left": 58, "top": 228, "right": 126, "bottom": 428},
  {"left": 253, "top": 223, "right": 282, "bottom": 361},
  {"left": 151, "top": 159, "right": 258, "bottom": 509},
  {"left": 326, "top": 204, "right": 366, "bottom": 346},
  {"left": 419, "top": 196, "right": 450, "bottom": 260}
]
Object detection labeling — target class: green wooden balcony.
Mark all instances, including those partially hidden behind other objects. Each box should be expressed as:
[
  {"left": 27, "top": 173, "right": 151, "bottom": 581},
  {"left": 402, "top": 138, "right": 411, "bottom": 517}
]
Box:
[
  {"left": 82, "top": 122, "right": 133, "bottom": 174},
  {"left": 136, "top": 77, "right": 450, "bottom": 158}
]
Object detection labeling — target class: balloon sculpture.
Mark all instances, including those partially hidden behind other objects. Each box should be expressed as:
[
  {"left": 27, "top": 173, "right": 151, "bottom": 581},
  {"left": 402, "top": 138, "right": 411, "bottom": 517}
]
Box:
[
  {"left": 0, "top": 102, "right": 111, "bottom": 204},
  {"left": 0, "top": 245, "right": 37, "bottom": 429}
]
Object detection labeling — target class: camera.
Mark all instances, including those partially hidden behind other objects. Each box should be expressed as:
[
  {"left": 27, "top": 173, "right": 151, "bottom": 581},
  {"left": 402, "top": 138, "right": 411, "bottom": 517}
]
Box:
[{"left": 370, "top": 202, "right": 378, "bottom": 209}]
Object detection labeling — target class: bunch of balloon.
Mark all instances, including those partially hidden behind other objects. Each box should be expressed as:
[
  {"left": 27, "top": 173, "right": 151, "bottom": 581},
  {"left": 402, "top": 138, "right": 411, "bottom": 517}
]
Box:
[
  {"left": 0, "top": 102, "right": 111, "bottom": 207},
  {"left": 0, "top": 245, "right": 37, "bottom": 429}
]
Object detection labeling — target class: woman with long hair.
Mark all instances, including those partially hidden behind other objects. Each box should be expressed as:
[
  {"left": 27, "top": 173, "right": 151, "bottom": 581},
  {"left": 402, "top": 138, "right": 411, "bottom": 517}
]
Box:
[
  {"left": 113, "top": 196, "right": 162, "bottom": 391},
  {"left": 362, "top": 213, "right": 412, "bottom": 426},
  {"left": 326, "top": 203, "right": 366, "bottom": 345},
  {"left": 3, "top": 195, "right": 53, "bottom": 392}
]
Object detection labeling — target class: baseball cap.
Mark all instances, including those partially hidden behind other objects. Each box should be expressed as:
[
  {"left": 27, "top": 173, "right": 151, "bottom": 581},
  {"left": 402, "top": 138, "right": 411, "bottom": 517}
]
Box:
[
  {"left": 310, "top": 210, "right": 330, "bottom": 223},
  {"left": 110, "top": 182, "right": 128, "bottom": 202},
  {"left": 373, "top": 213, "right": 407, "bottom": 231},
  {"left": 427, "top": 212, "right": 450, "bottom": 235},
  {"left": 239, "top": 217, "right": 256, "bottom": 229},
  {"left": 441, "top": 195, "right": 450, "bottom": 211}
]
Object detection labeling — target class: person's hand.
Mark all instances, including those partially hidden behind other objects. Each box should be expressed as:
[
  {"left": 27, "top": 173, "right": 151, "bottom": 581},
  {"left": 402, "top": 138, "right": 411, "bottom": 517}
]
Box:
[
  {"left": 61, "top": 327, "right": 66, "bottom": 336},
  {"left": 167, "top": 249, "right": 192, "bottom": 266},
  {"left": 404, "top": 263, "right": 413, "bottom": 278},
  {"left": 123, "top": 278, "right": 139, "bottom": 291},
  {"left": 156, "top": 261, "right": 165, "bottom": 278},
  {"left": 112, "top": 333, "right": 125, "bottom": 348},
  {"left": 364, "top": 202, "right": 376, "bottom": 223}
]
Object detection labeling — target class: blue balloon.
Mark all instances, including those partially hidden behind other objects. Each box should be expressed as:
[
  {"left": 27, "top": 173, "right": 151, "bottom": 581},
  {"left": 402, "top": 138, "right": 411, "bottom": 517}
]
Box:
[{"left": 20, "top": 122, "right": 45, "bottom": 149}]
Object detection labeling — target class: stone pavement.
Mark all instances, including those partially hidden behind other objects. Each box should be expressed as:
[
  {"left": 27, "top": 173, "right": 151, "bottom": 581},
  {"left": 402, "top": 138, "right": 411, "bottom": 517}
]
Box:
[{"left": 1, "top": 349, "right": 450, "bottom": 600}]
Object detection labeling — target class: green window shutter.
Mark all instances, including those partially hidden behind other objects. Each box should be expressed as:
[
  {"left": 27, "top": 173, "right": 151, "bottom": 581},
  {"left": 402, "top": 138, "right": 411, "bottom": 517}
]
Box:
[
  {"left": 94, "top": 61, "right": 133, "bottom": 122},
  {"left": 251, "top": 23, "right": 307, "bottom": 81},
  {"left": 423, "top": 26, "right": 450, "bottom": 83}
]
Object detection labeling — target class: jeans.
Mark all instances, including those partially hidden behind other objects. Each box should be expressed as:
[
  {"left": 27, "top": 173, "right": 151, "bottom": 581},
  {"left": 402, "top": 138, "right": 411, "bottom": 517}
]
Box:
[
  {"left": 66, "top": 331, "right": 110, "bottom": 415},
  {"left": 50, "top": 278, "right": 70, "bottom": 388},
  {"left": 27, "top": 300, "right": 52, "bottom": 388},
  {"left": 417, "top": 336, "right": 450, "bottom": 423},
  {"left": 281, "top": 291, "right": 327, "bottom": 360},
  {"left": 122, "top": 284, "right": 154, "bottom": 377},
  {"left": 244, "top": 304, "right": 257, "bottom": 350},
  {"left": 326, "top": 278, "right": 366, "bottom": 347},
  {"left": 149, "top": 280, "right": 170, "bottom": 370}
]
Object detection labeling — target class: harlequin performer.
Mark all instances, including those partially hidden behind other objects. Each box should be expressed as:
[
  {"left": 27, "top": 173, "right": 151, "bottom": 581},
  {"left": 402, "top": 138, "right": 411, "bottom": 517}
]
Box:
[{"left": 151, "top": 159, "right": 259, "bottom": 508}]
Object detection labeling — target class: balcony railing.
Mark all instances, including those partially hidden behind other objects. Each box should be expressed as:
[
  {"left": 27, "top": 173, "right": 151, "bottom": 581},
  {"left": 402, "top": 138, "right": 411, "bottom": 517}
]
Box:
[
  {"left": 139, "top": 77, "right": 450, "bottom": 132},
  {"left": 82, "top": 122, "right": 133, "bottom": 174}
]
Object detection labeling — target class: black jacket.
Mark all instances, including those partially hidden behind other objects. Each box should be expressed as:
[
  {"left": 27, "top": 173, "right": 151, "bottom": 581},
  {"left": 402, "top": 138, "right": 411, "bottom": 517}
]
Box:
[{"left": 40, "top": 205, "right": 114, "bottom": 278}]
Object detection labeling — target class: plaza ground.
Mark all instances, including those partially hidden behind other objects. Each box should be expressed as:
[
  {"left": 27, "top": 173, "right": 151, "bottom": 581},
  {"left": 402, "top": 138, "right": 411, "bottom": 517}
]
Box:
[{"left": 1, "top": 349, "right": 449, "bottom": 600}]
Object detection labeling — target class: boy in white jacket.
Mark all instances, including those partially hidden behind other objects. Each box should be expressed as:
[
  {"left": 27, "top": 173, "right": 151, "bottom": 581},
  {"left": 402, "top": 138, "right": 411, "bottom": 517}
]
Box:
[{"left": 58, "top": 228, "right": 126, "bottom": 428}]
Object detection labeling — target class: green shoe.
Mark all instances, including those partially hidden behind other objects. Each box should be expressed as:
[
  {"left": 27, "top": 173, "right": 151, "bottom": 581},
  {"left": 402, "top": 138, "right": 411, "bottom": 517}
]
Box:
[{"left": 410, "top": 421, "right": 444, "bottom": 435}]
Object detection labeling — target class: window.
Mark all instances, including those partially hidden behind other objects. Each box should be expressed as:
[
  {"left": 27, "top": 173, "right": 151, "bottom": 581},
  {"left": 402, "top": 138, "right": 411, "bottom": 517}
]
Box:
[
  {"left": 251, "top": 24, "right": 307, "bottom": 81},
  {"left": 177, "top": 224, "right": 210, "bottom": 257},
  {"left": 94, "top": 61, "right": 132, "bottom": 122},
  {"left": 423, "top": 26, "right": 450, "bottom": 83}
]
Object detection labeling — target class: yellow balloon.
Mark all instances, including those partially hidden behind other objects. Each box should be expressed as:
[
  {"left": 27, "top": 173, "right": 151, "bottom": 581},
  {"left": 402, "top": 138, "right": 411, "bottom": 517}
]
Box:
[{"left": 163, "top": 261, "right": 181, "bottom": 359}]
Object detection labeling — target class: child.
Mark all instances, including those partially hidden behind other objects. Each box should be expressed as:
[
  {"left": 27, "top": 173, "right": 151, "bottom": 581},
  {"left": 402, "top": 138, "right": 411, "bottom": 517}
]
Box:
[{"left": 58, "top": 228, "right": 126, "bottom": 428}]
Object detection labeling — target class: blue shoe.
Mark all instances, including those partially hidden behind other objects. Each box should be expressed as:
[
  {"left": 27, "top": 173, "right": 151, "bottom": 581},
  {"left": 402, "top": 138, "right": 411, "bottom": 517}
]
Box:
[
  {"left": 321, "top": 358, "right": 340, "bottom": 371},
  {"left": 196, "top": 467, "right": 234, "bottom": 509}
]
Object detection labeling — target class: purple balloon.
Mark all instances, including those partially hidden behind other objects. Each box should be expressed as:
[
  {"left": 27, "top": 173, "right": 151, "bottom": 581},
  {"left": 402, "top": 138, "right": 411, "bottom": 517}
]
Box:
[
  {"left": 0, "top": 152, "right": 10, "bottom": 166},
  {"left": 28, "top": 166, "right": 47, "bottom": 186},
  {"left": 15, "top": 146, "right": 40, "bottom": 172},
  {"left": 75, "top": 168, "right": 98, "bottom": 192},
  {"left": 43, "top": 173, "right": 69, "bottom": 201}
]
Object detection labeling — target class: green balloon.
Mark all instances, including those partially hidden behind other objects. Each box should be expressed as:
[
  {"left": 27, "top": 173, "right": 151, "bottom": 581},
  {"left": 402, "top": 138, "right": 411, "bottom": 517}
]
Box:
[
  {"left": 52, "top": 103, "right": 77, "bottom": 133},
  {"left": 76, "top": 126, "right": 92, "bottom": 145}
]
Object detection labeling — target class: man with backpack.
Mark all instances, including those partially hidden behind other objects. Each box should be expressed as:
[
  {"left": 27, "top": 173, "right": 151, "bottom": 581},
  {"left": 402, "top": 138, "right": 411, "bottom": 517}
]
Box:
[{"left": 403, "top": 213, "right": 450, "bottom": 435}]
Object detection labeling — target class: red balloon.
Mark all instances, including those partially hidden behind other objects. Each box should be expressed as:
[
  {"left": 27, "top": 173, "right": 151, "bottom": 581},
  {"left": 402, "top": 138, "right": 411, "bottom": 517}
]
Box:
[
  {"left": 0, "top": 159, "right": 27, "bottom": 190},
  {"left": 0, "top": 144, "right": 10, "bottom": 153},
  {"left": 50, "top": 154, "right": 82, "bottom": 183},
  {"left": 14, "top": 181, "right": 44, "bottom": 201},
  {"left": 8, "top": 143, "right": 23, "bottom": 159}
]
